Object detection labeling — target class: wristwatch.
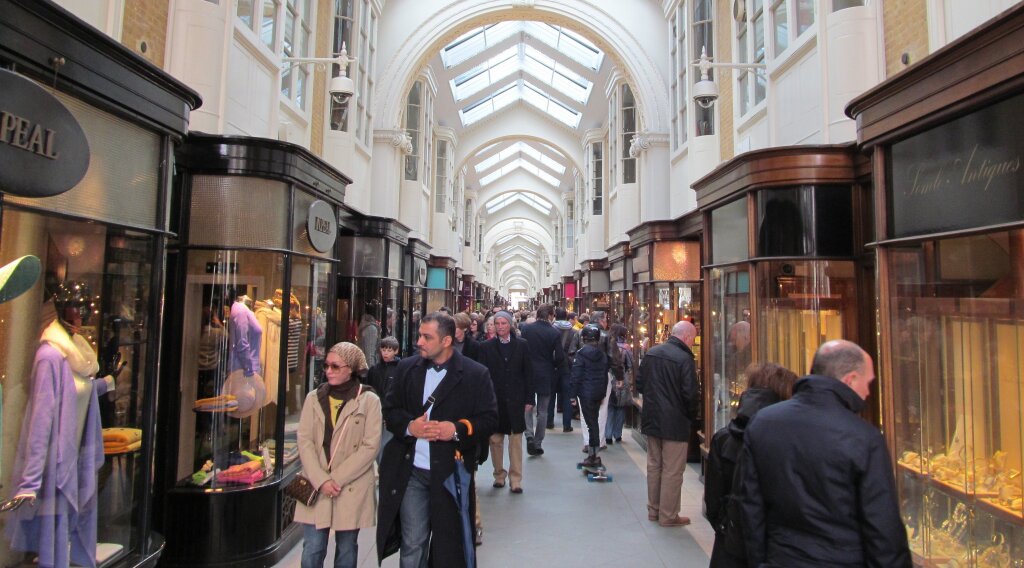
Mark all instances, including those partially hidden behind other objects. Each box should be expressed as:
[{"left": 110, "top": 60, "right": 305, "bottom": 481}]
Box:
[{"left": 451, "top": 425, "right": 460, "bottom": 442}]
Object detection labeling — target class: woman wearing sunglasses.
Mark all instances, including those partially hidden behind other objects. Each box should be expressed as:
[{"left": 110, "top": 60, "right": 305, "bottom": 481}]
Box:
[{"left": 295, "top": 342, "right": 382, "bottom": 568}]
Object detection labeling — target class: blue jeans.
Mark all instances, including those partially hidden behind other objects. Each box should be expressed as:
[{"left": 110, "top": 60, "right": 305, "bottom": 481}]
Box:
[
  {"left": 399, "top": 467, "right": 432, "bottom": 568},
  {"left": 300, "top": 523, "right": 359, "bottom": 568},
  {"left": 606, "top": 405, "right": 626, "bottom": 440}
]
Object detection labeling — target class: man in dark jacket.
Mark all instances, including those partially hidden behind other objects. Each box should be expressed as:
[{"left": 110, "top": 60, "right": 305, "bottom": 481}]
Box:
[
  {"left": 519, "top": 304, "right": 567, "bottom": 456},
  {"left": 571, "top": 325, "right": 607, "bottom": 468},
  {"left": 737, "top": 339, "right": 911, "bottom": 568},
  {"left": 476, "top": 310, "right": 533, "bottom": 493},
  {"left": 637, "top": 320, "right": 698, "bottom": 527},
  {"left": 376, "top": 312, "right": 498, "bottom": 568},
  {"left": 550, "top": 307, "right": 580, "bottom": 432}
]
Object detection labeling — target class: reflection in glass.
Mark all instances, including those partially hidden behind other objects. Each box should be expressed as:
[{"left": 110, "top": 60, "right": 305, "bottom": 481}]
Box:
[{"left": 709, "top": 267, "right": 750, "bottom": 434}]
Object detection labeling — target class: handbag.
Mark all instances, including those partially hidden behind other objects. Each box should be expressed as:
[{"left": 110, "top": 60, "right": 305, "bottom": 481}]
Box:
[{"left": 283, "top": 385, "right": 362, "bottom": 507}]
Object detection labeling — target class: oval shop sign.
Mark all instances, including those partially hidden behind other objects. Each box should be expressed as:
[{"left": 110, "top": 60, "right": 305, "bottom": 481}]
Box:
[{"left": 0, "top": 68, "right": 90, "bottom": 198}]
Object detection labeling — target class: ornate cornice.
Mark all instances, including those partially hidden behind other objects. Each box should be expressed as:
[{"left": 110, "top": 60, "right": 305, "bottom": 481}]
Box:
[{"left": 629, "top": 131, "right": 670, "bottom": 158}]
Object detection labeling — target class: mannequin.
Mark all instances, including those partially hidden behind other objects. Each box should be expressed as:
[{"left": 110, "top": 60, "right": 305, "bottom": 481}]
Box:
[
  {"left": 255, "top": 298, "right": 281, "bottom": 407},
  {"left": 1, "top": 282, "right": 117, "bottom": 568},
  {"left": 224, "top": 291, "right": 265, "bottom": 419}
]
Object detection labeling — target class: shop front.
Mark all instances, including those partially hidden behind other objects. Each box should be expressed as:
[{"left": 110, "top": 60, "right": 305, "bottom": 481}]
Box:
[
  {"left": 156, "top": 134, "right": 347, "bottom": 567},
  {"left": 848, "top": 8, "right": 1024, "bottom": 563},
  {"left": 0, "top": 2, "right": 199, "bottom": 567},
  {"left": 563, "top": 278, "right": 579, "bottom": 314},
  {"left": 426, "top": 257, "right": 457, "bottom": 313},
  {"left": 581, "top": 260, "right": 610, "bottom": 314},
  {"left": 402, "top": 238, "right": 430, "bottom": 355},
  {"left": 693, "top": 144, "right": 873, "bottom": 452},
  {"left": 459, "top": 274, "right": 475, "bottom": 312},
  {"left": 626, "top": 218, "right": 703, "bottom": 454},
  {"left": 607, "top": 243, "right": 632, "bottom": 327},
  {"left": 335, "top": 217, "right": 408, "bottom": 368}
]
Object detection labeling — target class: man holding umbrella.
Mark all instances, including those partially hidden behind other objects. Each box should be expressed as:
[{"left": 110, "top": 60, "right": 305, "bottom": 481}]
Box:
[{"left": 377, "top": 312, "right": 498, "bottom": 568}]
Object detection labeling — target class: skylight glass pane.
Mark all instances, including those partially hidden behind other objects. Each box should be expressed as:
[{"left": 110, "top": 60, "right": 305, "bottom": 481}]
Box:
[
  {"left": 480, "top": 170, "right": 503, "bottom": 187},
  {"left": 475, "top": 153, "right": 502, "bottom": 173},
  {"left": 491, "top": 84, "right": 519, "bottom": 109},
  {"left": 442, "top": 22, "right": 519, "bottom": 68},
  {"left": 521, "top": 82, "right": 581, "bottom": 128}
]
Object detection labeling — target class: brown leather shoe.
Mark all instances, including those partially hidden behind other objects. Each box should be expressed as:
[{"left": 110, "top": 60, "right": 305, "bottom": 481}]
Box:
[{"left": 659, "top": 516, "right": 691, "bottom": 527}]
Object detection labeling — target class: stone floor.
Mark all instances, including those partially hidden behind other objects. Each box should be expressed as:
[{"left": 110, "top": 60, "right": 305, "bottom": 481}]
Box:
[{"left": 274, "top": 422, "right": 714, "bottom": 567}]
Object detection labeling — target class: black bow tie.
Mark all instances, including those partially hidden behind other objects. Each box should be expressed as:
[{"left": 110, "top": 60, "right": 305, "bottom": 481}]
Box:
[{"left": 431, "top": 364, "right": 445, "bottom": 372}]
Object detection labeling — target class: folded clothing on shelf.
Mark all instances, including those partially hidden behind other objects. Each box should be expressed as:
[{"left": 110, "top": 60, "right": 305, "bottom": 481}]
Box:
[
  {"left": 194, "top": 394, "right": 239, "bottom": 412},
  {"left": 216, "top": 460, "right": 266, "bottom": 485},
  {"left": 103, "top": 428, "right": 143, "bottom": 454}
]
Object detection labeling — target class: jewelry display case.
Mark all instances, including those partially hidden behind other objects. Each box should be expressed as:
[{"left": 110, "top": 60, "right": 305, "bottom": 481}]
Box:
[{"left": 888, "top": 231, "right": 1024, "bottom": 565}]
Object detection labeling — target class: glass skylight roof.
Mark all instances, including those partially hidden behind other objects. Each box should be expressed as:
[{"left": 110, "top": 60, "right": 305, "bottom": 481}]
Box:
[
  {"left": 460, "top": 81, "right": 582, "bottom": 128},
  {"left": 499, "top": 244, "right": 537, "bottom": 257},
  {"left": 474, "top": 142, "right": 566, "bottom": 175},
  {"left": 496, "top": 232, "right": 542, "bottom": 247},
  {"left": 485, "top": 191, "right": 553, "bottom": 215},
  {"left": 478, "top": 158, "right": 561, "bottom": 187},
  {"left": 443, "top": 22, "right": 603, "bottom": 71},
  {"left": 443, "top": 21, "right": 601, "bottom": 127}
]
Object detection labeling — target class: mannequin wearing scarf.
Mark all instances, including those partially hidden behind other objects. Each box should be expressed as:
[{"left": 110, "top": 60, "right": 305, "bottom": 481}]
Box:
[{"left": 3, "top": 318, "right": 114, "bottom": 568}]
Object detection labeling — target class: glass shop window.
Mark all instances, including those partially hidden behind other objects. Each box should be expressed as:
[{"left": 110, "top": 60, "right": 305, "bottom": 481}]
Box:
[
  {"left": 709, "top": 266, "right": 750, "bottom": 435},
  {"left": 756, "top": 260, "right": 855, "bottom": 374},
  {"left": 888, "top": 229, "right": 1024, "bottom": 563},
  {"left": 0, "top": 211, "right": 154, "bottom": 566},
  {"left": 175, "top": 249, "right": 301, "bottom": 490}
]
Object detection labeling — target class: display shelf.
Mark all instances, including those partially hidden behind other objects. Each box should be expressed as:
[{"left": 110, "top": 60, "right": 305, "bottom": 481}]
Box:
[{"left": 898, "top": 463, "right": 1024, "bottom": 526}]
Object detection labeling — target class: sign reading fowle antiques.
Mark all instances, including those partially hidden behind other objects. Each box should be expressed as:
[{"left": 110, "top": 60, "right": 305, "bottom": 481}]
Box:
[
  {"left": 0, "top": 69, "right": 90, "bottom": 198},
  {"left": 307, "top": 200, "right": 337, "bottom": 252},
  {"left": 888, "top": 92, "right": 1024, "bottom": 238}
]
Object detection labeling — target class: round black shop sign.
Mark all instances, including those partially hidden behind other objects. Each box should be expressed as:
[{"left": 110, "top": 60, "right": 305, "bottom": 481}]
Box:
[{"left": 0, "top": 68, "right": 90, "bottom": 198}]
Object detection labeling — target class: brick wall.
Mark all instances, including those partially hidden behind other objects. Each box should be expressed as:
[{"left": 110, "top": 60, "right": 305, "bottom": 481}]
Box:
[
  {"left": 309, "top": 0, "right": 333, "bottom": 156},
  {"left": 121, "top": 0, "right": 168, "bottom": 67},
  {"left": 717, "top": 0, "right": 735, "bottom": 162},
  {"left": 883, "top": 0, "right": 929, "bottom": 78}
]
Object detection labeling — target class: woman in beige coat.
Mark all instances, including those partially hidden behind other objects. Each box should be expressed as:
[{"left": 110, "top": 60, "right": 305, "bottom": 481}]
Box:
[{"left": 295, "top": 342, "right": 382, "bottom": 568}]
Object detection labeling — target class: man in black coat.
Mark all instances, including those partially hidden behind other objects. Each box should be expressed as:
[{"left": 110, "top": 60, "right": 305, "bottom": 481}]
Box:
[
  {"left": 476, "top": 310, "right": 533, "bottom": 493},
  {"left": 637, "top": 320, "right": 698, "bottom": 527},
  {"left": 519, "top": 303, "right": 567, "bottom": 456},
  {"left": 376, "top": 312, "right": 498, "bottom": 568},
  {"left": 737, "top": 339, "right": 911, "bottom": 568}
]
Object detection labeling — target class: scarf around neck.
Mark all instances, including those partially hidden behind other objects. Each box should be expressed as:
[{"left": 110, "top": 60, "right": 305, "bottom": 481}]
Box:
[{"left": 40, "top": 319, "right": 99, "bottom": 377}]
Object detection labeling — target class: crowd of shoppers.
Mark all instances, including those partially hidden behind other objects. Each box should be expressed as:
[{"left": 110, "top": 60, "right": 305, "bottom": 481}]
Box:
[{"left": 293, "top": 304, "right": 908, "bottom": 568}]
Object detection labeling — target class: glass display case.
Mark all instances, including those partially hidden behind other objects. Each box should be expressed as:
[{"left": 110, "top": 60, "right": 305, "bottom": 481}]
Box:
[
  {"left": 708, "top": 267, "right": 750, "bottom": 436},
  {"left": 889, "top": 230, "right": 1024, "bottom": 565},
  {"left": 0, "top": 213, "right": 160, "bottom": 567},
  {"left": 756, "top": 260, "right": 856, "bottom": 376}
]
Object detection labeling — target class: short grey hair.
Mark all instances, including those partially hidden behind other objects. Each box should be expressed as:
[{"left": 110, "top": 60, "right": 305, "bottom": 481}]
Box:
[
  {"left": 810, "top": 340, "right": 867, "bottom": 380},
  {"left": 591, "top": 311, "right": 607, "bottom": 324}
]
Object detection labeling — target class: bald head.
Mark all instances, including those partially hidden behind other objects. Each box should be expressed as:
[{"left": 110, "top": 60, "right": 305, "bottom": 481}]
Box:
[
  {"left": 811, "top": 339, "right": 874, "bottom": 399},
  {"left": 672, "top": 320, "right": 697, "bottom": 347}
]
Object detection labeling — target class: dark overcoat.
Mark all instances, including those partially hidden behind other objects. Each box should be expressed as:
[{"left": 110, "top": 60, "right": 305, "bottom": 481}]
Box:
[
  {"left": 376, "top": 350, "right": 497, "bottom": 567},
  {"left": 519, "top": 319, "right": 567, "bottom": 398},
  {"left": 636, "top": 336, "right": 698, "bottom": 441},
  {"left": 738, "top": 375, "right": 911, "bottom": 568},
  {"left": 476, "top": 336, "right": 533, "bottom": 434}
]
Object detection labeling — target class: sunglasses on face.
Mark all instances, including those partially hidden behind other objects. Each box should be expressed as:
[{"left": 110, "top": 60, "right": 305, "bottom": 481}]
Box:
[{"left": 325, "top": 362, "right": 349, "bottom": 371}]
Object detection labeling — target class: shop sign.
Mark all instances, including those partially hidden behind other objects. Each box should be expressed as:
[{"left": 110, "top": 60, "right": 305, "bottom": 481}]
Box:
[
  {"left": 0, "top": 69, "right": 90, "bottom": 198},
  {"left": 889, "top": 93, "right": 1024, "bottom": 238},
  {"left": 413, "top": 259, "right": 427, "bottom": 287},
  {"left": 306, "top": 200, "right": 337, "bottom": 252}
]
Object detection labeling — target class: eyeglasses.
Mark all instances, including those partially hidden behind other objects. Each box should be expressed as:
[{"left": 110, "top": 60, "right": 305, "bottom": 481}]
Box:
[{"left": 325, "top": 363, "right": 349, "bottom": 371}]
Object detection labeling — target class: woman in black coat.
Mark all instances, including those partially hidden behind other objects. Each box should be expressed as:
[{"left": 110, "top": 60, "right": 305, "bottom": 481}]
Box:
[{"left": 704, "top": 362, "right": 796, "bottom": 568}]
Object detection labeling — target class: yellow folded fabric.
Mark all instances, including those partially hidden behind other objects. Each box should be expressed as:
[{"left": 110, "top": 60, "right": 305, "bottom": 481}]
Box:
[{"left": 103, "top": 427, "right": 142, "bottom": 445}]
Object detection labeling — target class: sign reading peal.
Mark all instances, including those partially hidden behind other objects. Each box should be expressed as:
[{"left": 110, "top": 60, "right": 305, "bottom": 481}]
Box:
[
  {"left": 0, "top": 69, "right": 90, "bottom": 198},
  {"left": 307, "top": 200, "right": 337, "bottom": 252}
]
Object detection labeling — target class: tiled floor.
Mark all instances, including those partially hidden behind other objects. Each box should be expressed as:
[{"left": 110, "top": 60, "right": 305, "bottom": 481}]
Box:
[{"left": 274, "top": 422, "right": 713, "bottom": 567}]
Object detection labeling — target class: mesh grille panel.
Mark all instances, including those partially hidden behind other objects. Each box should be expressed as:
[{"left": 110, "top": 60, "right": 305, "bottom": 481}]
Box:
[
  {"left": 5, "top": 88, "right": 160, "bottom": 228},
  {"left": 189, "top": 175, "right": 288, "bottom": 248}
]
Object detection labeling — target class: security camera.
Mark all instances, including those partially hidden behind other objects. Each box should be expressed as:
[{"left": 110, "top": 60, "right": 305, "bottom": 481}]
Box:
[
  {"left": 329, "top": 74, "right": 354, "bottom": 105},
  {"left": 693, "top": 78, "right": 719, "bottom": 109}
]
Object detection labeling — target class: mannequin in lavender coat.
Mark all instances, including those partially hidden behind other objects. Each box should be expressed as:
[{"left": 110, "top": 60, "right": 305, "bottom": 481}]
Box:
[{"left": 1, "top": 287, "right": 118, "bottom": 568}]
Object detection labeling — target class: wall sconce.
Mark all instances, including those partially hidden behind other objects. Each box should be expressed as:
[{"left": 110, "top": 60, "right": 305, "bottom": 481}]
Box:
[
  {"left": 283, "top": 43, "right": 356, "bottom": 104},
  {"left": 691, "top": 46, "right": 766, "bottom": 109}
]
